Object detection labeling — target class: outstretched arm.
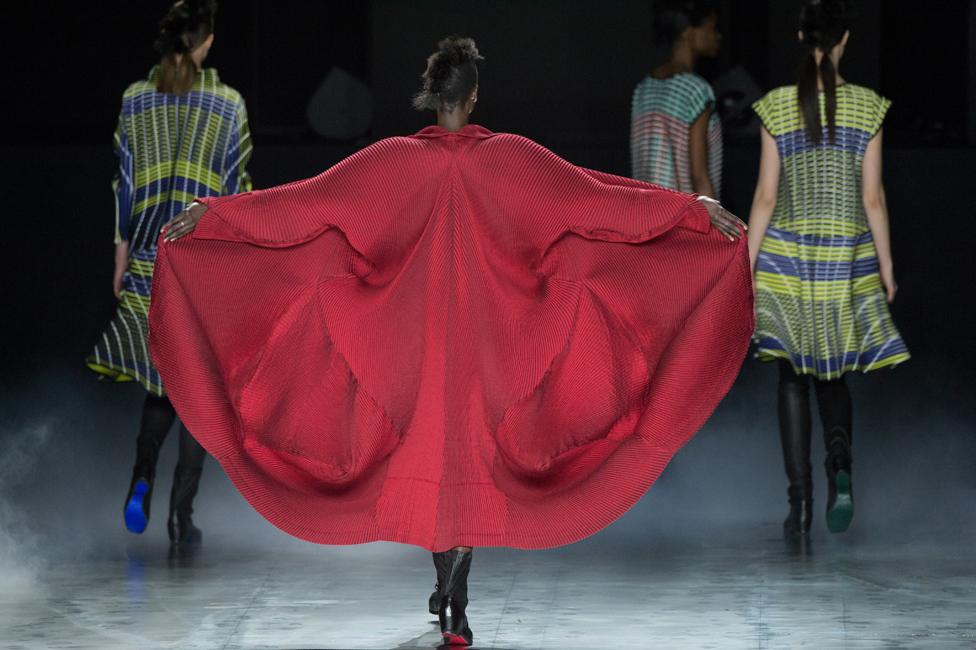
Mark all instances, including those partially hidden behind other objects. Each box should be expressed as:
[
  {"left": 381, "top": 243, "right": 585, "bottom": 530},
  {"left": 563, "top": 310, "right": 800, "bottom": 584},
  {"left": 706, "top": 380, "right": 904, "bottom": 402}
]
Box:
[
  {"left": 580, "top": 168, "right": 744, "bottom": 240},
  {"left": 160, "top": 136, "right": 443, "bottom": 254},
  {"left": 467, "top": 135, "right": 741, "bottom": 264}
]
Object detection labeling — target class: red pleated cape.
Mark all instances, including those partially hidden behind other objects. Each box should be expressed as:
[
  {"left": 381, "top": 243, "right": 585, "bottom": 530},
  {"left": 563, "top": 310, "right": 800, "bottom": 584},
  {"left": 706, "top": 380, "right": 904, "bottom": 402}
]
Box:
[{"left": 149, "top": 124, "right": 754, "bottom": 551}]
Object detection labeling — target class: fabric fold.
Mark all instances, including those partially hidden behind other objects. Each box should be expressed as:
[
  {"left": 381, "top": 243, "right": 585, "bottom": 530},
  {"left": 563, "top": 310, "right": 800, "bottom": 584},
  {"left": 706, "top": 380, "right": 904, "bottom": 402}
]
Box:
[{"left": 149, "top": 124, "right": 753, "bottom": 551}]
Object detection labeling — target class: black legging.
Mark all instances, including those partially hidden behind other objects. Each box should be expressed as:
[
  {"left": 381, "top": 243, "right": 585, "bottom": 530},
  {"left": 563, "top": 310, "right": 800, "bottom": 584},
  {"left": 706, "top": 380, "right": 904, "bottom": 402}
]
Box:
[
  {"left": 777, "top": 360, "right": 852, "bottom": 502},
  {"left": 136, "top": 393, "right": 206, "bottom": 470}
]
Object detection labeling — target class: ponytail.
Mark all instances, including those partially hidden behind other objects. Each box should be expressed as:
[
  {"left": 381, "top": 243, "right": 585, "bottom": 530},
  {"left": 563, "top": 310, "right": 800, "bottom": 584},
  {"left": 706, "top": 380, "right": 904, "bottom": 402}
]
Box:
[
  {"left": 797, "top": 53, "right": 822, "bottom": 144},
  {"left": 796, "top": 0, "right": 851, "bottom": 145},
  {"left": 157, "top": 52, "right": 199, "bottom": 95},
  {"left": 153, "top": 0, "right": 218, "bottom": 95},
  {"left": 820, "top": 53, "right": 838, "bottom": 144},
  {"left": 798, "top": 50, "right": 839, "bottom": 145}
]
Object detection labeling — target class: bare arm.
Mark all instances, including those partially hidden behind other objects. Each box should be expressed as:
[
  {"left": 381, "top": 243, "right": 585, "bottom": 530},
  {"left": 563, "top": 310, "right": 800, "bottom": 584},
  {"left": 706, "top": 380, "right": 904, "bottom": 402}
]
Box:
[
  {"left": 689, "top": 108, "right": 716, "bottom": 198},
  {"left": 862, "top": 128, "right": 897, "bottom": 303},
  {"left": 747, "top": 126, "right": 780, "bottom": 272},
  {"left": 113, "top": 240, "right": 129, "bottom": 298}
]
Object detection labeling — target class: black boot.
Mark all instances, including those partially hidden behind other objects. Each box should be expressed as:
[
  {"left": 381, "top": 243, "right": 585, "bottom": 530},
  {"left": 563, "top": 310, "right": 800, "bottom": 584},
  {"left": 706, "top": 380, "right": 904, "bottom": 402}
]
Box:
[
  {"left": 428, "top": 586, "right": 441, "bottom": 615},
  {"left": 778, "top": 362, "right": 813, "bottom": 540},
  {"left": 124, "top": 441, "right": 159, "bottom": 534},
  {"left": 167, "top": 464, "right": 203, "bottom": 553},
  {"left": 429, "top": 551, "right": 449, "bottom": 615},
  {"left": 824, "top": 427, "right": 854, "bottom": 533},
  {"left": 434, "top": 549, "right": 473, "bottom": 646},
  {"left": 784, "top": 486, "right": 813, "bottom": 539}
]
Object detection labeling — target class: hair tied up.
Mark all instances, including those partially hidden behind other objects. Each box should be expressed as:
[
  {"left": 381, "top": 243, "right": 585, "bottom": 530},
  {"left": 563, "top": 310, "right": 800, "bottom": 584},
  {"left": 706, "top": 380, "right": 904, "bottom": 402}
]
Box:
[
  {"left": 154, "top": 0, "right": 218, "bottom": 94},
  {"left": 413, "top": 36, "right": 483, "bottom": 111},
  {"left": 796, "top": 0, "right": 851, "bottom": 145}
]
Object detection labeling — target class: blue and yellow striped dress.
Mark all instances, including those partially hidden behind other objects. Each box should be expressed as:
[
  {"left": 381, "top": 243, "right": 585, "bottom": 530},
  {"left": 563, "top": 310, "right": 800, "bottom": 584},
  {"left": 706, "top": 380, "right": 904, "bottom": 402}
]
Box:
[
  {"left": 88, "top": 66, "right": 252, "bottom": 395},
  {"left": 752, "top": 84, "right": 909, "bottom": 379}
]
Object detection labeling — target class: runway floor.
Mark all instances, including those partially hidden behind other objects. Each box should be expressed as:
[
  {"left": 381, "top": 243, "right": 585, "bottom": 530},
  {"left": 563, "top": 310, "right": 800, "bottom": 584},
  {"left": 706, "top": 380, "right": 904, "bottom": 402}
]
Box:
[
  {"left": 2, "top": 357, "right": 974, "bottom": 649},
  {"left": 2, "top": 528, "right": 974, "bottom": 649}
]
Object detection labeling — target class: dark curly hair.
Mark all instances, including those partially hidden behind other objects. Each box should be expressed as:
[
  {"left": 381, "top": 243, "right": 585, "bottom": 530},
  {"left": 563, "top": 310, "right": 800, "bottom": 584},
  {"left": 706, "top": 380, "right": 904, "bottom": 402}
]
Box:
[
  {"left": 413, "top": 36, "right": 484, "bottom": 111},
  {"left": 796, "top": 0, "right": 853, "bottom": 144},
  {"left": 154, "top": 0, "right": 218, "bottom": 94}
]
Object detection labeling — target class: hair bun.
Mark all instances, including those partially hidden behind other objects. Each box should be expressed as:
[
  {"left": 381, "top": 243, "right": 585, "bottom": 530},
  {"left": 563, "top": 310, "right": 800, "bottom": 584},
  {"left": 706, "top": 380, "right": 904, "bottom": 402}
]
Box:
[
  {"left": 413, "top": 35, "right": 483, "bottom": 111},
  {"left": 435, "top": 36, "right": 484, "bottom": 67},
  {"left": 426, "top": 36, "right": 483, "bottom": 95}
]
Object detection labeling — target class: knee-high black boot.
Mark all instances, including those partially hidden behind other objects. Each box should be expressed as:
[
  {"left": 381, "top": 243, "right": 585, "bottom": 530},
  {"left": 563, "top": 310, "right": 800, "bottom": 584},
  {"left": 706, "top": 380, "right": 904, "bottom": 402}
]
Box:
[
  {"left": 429, "top": 552, "right": 448, "bottom": 615},
  {"left": 814, "top": 378, "right": 854, "bottom": 533},
  {"left": 168, "top": 464, "right": 203, "bottom": 551},
  {"left": 778, "top": 361, "right": 813, "bottom": 538},
  {"left": 434, "top": 549, "right": 473, "bottom": 646},
  {"left": 124, "top": 394, "right": 176, "bottom": 534}
]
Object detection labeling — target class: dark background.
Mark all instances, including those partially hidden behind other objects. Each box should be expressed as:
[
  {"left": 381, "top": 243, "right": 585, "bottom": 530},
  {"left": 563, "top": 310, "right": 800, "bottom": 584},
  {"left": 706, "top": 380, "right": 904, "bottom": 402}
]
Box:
[
  {"left": 0, "top": 1, "right": 973, "bottom": 558},
  {"left": 4, "top": 0, "right": 975, "bottom": 389}
]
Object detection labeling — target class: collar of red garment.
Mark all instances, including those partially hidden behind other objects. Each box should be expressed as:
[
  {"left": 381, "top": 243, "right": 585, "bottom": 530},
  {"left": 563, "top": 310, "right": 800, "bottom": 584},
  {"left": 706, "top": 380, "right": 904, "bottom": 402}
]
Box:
[{"left": 413, "top": 124, "right": 494, "bottom": 139}]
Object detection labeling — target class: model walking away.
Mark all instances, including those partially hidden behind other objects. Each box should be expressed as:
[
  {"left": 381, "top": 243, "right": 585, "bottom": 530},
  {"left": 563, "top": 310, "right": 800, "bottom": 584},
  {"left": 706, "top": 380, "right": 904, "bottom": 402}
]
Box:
[
  {"left": 151, "top": 37, "right": 751, "bottom": 647},
  {"left": 747, "top": 0, "right": 909, "bottom": 540},
  {"left": 86, "top": 0, "right": 252, "bottom": 554},
  {"left": 631, "top": 0, "right": 723, "bottom": 198}
]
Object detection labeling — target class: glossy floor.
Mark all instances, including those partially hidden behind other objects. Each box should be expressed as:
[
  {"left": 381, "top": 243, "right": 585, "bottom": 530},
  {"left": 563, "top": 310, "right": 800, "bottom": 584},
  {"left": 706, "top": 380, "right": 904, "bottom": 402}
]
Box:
[
  {"left": 2, "top": 528, "right": 974, "bottom": 649},
  {"left": 2, "top": 354, "right": 974, "bottom": 649}
]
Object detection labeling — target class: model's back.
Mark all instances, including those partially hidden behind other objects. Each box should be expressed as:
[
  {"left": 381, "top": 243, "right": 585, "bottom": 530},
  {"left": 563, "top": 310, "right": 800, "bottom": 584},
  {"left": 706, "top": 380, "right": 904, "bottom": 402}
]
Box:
[
  {"left": 631, "top": 73, "right": 722, "bottom": 195},
  {"left": 753, "top": 83, "right": 888, "bottom": 237},
  {"left": 116, "top": 67, "right": 251, "bottom": 252}
]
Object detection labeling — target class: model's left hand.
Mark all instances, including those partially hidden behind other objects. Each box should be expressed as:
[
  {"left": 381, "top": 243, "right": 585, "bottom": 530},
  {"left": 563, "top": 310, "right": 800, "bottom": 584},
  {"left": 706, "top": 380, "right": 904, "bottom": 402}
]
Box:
[
  {"left": 162, "top": 202, "right": 208, "bottom": 242},
  {"left": 699, "top": 196, "right": 746, "bottom": 241},
  {"left": 880, "top": 261, "right": 897, "bottom": 303}
]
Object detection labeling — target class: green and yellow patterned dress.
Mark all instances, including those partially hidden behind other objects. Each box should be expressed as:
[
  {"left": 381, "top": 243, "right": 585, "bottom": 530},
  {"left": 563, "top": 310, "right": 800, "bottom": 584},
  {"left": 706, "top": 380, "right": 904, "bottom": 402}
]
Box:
[
  {"left": 88, "top": 66, "right": 252, "bottom": 395},
  {"left": 631, "top": 73, "right": 723, "bottom": 197},
  {"left": 751, "top": 84, "right": 909, "bottom": 380}
]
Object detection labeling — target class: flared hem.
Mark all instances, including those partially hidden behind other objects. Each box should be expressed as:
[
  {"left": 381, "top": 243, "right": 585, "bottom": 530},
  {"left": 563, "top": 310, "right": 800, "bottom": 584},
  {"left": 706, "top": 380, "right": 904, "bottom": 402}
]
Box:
[
  {"left": 151, "top": 224, "right": 754, "bottom": 552},
  {"left": 755, "top": 347, "right": 911, "bottom": 380},
  {"left": 85, "top": 359, "right": 164, "bottom": 396},
  {"left": 211, "top": 440, "right": 691, "bottom": 552}
]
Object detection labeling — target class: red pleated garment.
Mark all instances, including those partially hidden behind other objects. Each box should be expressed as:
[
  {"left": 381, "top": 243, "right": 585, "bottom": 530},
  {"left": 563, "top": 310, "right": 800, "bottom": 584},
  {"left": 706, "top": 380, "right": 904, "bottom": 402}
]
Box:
[{"left": 149, "top": 124, "right": 754, "bottom": 551}]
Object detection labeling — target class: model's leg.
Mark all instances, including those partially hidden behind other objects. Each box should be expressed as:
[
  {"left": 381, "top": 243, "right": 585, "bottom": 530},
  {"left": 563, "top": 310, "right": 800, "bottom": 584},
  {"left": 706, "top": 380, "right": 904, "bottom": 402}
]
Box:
[
  {"left": 432, "top": 546, "right": 474, "bottom": 646},
  {"left": 124, "top": 393, "right": 177, "bottom": 533},
  {"left": 778, "top": 360, "right": 813, "bottom": 538},
  {"left": 814, "top": 375, "right": 854, "bottom": 533},
  {"left": 168, "top": 423, "right": 206, "bottom": 551}
]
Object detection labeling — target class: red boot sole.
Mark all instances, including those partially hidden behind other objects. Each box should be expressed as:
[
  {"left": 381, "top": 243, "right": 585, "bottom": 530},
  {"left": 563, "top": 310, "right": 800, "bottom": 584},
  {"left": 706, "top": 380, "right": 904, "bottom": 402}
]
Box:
[{"left": 442, "top": 632, "right": 472, "bottom": 646}]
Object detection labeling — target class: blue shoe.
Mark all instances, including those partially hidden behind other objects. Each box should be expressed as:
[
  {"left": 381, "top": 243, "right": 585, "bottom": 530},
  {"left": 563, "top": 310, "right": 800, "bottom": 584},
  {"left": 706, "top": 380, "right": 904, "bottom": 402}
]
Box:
[{"left": 124, "top": 469, "right": 154, "bottom": 534}]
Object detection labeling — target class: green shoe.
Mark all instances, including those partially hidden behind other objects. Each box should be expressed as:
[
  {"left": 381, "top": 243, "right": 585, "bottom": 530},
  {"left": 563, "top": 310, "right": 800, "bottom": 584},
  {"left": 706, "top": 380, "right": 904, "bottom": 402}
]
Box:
[{"left": 826, "top": 469, "right": 854, "bottom": 533}]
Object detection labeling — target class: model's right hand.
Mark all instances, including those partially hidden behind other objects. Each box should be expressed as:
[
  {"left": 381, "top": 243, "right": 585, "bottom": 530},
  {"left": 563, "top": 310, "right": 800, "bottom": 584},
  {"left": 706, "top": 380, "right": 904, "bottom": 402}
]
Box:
[
  {"left": 699, "top": 196, "right": 747, "bottom": 241},
  {"left": 162, "top": 202, "right": 208, "bottom": 242}
]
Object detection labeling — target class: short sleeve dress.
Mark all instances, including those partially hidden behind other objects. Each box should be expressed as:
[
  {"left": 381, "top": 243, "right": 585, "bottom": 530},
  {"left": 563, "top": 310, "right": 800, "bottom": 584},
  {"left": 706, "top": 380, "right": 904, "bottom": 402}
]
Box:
[
  {"left": 751, "top": 84, "right": 909, "bottom": 380},
  {"left": 630, "top": 73, "right": 723, "bottom": 197},
  {"left": 87, "top": 67, "right": 253, "bottom": 395}
]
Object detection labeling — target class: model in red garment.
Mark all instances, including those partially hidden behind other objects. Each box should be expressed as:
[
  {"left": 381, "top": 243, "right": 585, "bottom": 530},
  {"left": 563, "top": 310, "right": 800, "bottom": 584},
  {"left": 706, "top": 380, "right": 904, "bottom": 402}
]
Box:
[{"left": 150, "top": 36, "right": 751, "bottom": 647}]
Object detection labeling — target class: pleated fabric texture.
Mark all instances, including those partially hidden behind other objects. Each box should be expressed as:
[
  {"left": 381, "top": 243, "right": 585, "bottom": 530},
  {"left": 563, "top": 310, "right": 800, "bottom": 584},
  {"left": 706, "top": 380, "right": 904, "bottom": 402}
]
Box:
[{"left": 149, "top": 124, "right": 754, "bottom": 551}]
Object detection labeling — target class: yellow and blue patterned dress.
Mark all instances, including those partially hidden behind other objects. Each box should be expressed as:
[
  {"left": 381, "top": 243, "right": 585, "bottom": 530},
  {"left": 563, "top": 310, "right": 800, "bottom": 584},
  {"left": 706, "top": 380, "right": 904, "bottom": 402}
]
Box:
[
  {"left": 752, "top": 84, "right": 909, "bottom": 380},
  {"left": 88, "top": 66, "right": 252, "bottom": 395}
]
